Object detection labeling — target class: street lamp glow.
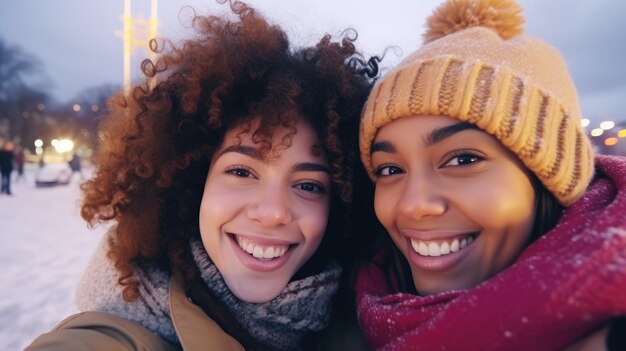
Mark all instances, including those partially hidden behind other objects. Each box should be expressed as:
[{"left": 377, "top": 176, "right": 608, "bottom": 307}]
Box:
[
  {"left": 34, "top": 139, "right": 43, "bottom": 147},
  {"left": 52, "top": 138, "right": 74, "bottom": 153},
  {"left": 599, "top": 121, "right": 615, "bottom": 130},
  {"left": 618, "top": 129, "right": 626, "bottom": 138},
  {"left": 73, "top": 104, "right": 81, "bottom": 112},
  {"left": 580, "top": 118, "right": 590, "bottom": 128},
  {"left": 604, "top": 137, "right": 618, "bottom": 146},
  {"left": 590, "top": 128, "right": 604, "bottom": 137}
]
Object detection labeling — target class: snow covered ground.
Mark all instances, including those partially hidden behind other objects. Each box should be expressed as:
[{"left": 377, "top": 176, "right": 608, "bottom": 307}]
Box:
[{"left": 0, "top": 164, "right": 108, "bottom": 351}]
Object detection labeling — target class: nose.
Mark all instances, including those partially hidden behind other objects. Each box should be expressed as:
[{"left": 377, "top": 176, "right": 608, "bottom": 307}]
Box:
[
  {"left": 397, "top": 172, "right": 446, "bottom": 220},
  {"left": 247, "top": 184, "right": 293, "bottom": 227}
]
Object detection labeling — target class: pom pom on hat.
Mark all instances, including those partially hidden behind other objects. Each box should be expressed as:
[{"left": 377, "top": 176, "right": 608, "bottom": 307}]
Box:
[{"left": 423, "top": 0, "right": 525, "bottom": 44}]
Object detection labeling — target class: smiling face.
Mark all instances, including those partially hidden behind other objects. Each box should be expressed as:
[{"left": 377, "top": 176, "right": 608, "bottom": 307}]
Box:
[
  {"left": 199, "top": 117, "right": 331, "bottom": 303},
  {"left": 371, "top": 115, "right": 536, "bottom": 295}
]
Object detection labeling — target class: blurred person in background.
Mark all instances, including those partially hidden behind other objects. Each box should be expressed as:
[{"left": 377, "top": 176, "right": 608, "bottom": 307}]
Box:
[
  {"left": 68, "top": 152, "right": 84, "bottom": 181},
  {"left": 14, "top": 146, "right": 25, "bottom": 183},
  {"left": 0, "top": 140, "right": 15, "bottom": 195}
]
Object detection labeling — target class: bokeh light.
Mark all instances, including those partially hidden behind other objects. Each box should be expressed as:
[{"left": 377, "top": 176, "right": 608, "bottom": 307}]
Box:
[
  {"left": 600, "top": 121, "right": 615, "bottom": 130},
  {"left": 51, "top": 138, "right": 74, "bottom": 153},
  {"left": 581, "top": 119, "right": 590, "bottom": 128},
  {"left": 590, "top": 128, "right": 604, "bottom": 137}
]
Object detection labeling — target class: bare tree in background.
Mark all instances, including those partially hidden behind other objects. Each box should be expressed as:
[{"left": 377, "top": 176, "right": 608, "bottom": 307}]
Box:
[{"left": 0, "top": 38, "right": 51, "bottom": 146}]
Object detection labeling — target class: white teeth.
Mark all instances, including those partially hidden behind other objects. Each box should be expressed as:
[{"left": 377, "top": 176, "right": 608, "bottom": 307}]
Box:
[
  {"left": 450, "top": 239, "right": 460, "bottom": 253},
  {"left": 263, "top": 247, "right": 275, "bottom": 259},
  {"left": 410, "top": 234, "right": 475, "bottom": 257},
  {"left": 418, "top": 242, "right": 429, "bottom": 256},
  {"left": 236, "top": 236, "right": 289, "bottom": 260},
  {"left": 440, "top": 242, "right": 450, "bottom": 255},
  {"left": 428, "top": 242, "right": 441, "bottom": 257},
  {"left": 245, "top": 243, "right": 254, "bottom": 254},
  {"left": 253, "top": 246, "right": 264, "bottom": 259}
]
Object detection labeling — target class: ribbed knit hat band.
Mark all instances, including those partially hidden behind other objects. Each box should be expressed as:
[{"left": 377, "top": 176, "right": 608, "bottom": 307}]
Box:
[{"left": 359, "top": 0, "right": 594, "bottom": 206}]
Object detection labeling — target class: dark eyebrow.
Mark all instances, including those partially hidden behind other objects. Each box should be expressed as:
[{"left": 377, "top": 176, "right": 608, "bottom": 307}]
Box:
[
  {"left": 217, "top": 145, "right": 261, "bottom": 160},
  {"left": 370, "top": 121, "right": 479, "bottom": 156},
  {"left": 425, "top": 122, "right": 479, "bottom": 146},
  {"left": 217, "top": 145, "right": 329, "bottom": 173},
  {"left": 371, "top": 141, "right": 396, "bottom": 155},
  {"left": 293, "top": 162, "right": 330, "bottom": 174}
]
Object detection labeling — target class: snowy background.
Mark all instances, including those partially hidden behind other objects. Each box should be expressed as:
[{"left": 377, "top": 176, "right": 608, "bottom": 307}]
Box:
[{"left": 0, "top": 164, "right": 108, "bottom": 351}]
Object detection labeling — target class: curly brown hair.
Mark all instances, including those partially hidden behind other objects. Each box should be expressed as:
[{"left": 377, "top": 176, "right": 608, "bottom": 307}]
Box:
[{"left": 80, "top": 0, "right": 375, "bottom": 310}]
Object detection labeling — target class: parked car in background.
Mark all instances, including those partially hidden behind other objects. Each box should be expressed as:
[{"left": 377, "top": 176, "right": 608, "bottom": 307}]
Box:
[{"left": 35, "top": 162, "right": 72, "bottom": 188}]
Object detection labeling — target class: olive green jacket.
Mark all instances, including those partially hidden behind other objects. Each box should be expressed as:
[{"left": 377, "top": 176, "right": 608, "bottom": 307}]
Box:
[
  {"left": 25, "top": 272, "right": 366, "bottom": 351},
  {"left": 25, "top": 272, "right": 244, "bottom": 351}
]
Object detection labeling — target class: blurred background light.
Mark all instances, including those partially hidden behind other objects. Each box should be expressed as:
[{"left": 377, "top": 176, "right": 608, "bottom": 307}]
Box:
[
  {"left": 600, "top": 121, "right": 615, "bottom": 130},
  {"left": 581, "top": 119, "right": 590, "bottom": 128},
  {"left": 590, "top": 128, "right": 604, "bottom": 137},
  {"left": 52, "top": 138, "right": 74, "bottom": 153}
]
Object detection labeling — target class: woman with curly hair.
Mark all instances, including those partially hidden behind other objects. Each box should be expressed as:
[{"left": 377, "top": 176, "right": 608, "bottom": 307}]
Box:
[{"left": 26, "top": 2, "right": 376, "bottom": 350}]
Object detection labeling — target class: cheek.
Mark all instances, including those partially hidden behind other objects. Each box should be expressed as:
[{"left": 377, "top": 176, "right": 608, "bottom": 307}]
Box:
[
  {"left": 494, "top": 190, "right": 535, "bottom": 240},
  {"left": 198, "top": 181, "right": 236, "bottom": 231},
  {"left": 198, "top": 190, "right": 216, "bottom": 238},
  {"left": 465, "top": 176, "right": 536, "bottom": 234},
  {"left": 294, "top": 197, "right": 331, "bottom": 249},
  {"left": 198, "top": 189, "right": 220, "bottom": 259}
]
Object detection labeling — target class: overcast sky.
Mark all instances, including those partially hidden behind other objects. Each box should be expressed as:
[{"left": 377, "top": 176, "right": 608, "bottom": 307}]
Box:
[{"left": 1, "top": 0, "right": 625, "bottom": 126}]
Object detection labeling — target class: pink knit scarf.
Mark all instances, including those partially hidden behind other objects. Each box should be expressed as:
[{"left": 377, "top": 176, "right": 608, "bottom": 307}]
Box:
[{"left": 356, "top": 155, "right": 626, "bottom": 351}]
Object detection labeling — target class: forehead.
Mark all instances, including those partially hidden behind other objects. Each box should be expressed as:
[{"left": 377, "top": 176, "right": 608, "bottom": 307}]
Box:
[{"left": 217, "top": 117, "right": 322, "bottom": 162}]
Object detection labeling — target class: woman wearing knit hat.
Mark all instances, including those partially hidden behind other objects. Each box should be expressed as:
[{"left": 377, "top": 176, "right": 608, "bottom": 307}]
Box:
[
  {"left": 355, "top": 0, "right": 626, "bottom": 350},
  {"left": 25, "top": 2, "right": 374, "bottom": 350}
]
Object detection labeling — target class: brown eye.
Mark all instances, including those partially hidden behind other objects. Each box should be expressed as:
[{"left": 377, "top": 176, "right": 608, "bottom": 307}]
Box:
[
  {"left": 233, "top": 169, "right": 250, "bottom": 177},
  {"left": 375, "top": 165, "right": 404, "bottom": 177},
  {"left": 443, "top": 152, "right": 483, "bottom": 167},
  {"left": 294, "top": 182, "right": 325, "bottom": 194},
  {"left": 225, "top": 166, "right": 254, "bottom": 178}
]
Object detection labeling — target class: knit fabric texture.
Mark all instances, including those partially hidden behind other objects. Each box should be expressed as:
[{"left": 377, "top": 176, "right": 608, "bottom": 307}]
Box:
[
  {"left": 76, "top": 234, "right": 341, "bottom": 350},
  {"left": 359, "top": 0, "right": 594, "bottom": 206},
  {"left": 355, "top": 155, "right": 626, "bottom": 351},
  {"left": 190, "top": 240, "right": 342, "bottom": 350}
]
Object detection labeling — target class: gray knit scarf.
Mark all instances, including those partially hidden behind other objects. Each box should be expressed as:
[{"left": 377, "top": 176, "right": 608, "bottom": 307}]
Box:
[{"left": 76, "top": 234, "right": 341, "bottom": 350}]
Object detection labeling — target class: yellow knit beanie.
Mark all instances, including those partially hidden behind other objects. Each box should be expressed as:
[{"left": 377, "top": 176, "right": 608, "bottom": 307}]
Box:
[{"left": 359, "top": 0, "right": 594, "bottom": 206}]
